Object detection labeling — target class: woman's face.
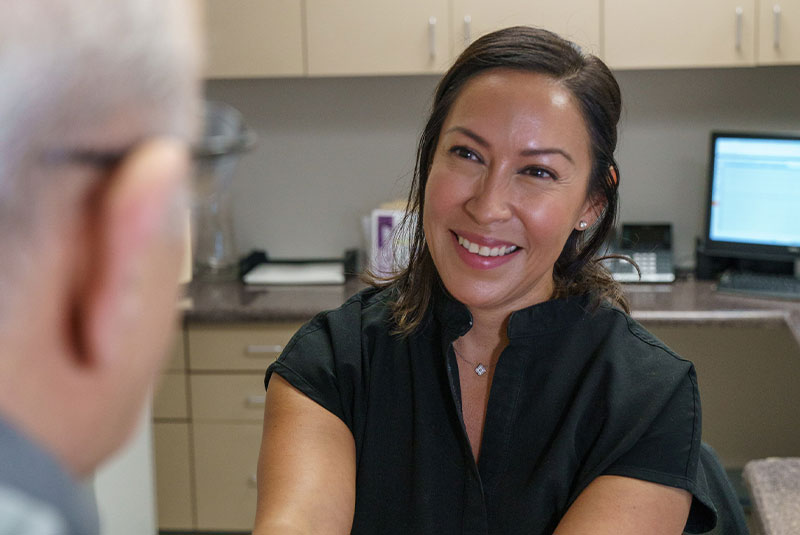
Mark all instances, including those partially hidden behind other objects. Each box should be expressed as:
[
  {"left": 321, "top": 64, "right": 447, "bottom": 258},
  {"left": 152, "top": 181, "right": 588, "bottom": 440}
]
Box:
[{"left": 423, "top": 68, "right": 600, "bottom": 317}]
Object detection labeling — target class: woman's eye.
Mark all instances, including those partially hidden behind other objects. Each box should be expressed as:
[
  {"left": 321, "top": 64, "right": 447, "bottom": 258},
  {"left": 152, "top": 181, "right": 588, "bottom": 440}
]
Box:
[
  {"left": 450, "top": 146, "right": 481, "bottom": 162},
  {"left": 522, "top": 166, "right": 558, "bottom": 181}
]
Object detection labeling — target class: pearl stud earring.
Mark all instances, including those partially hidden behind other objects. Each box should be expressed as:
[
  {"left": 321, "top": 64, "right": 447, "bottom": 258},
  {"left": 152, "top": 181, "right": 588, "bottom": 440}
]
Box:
[{"left": 579, "top": 221, "right": 588, "bottom": 229}]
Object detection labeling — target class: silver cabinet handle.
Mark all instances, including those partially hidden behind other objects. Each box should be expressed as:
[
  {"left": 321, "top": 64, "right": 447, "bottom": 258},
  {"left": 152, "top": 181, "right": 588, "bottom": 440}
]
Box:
[
  {"left": 428, "top": 16, "right": 437, "bottom": 58},
  {"left": 735, "top": 6, "right": 744, "bottom": 50},
  {"left": 246, "top": 395, "right": 266, "bottom": 407},
  {"left": 248, "top": 474, "right": 258, "bottom": 488},
  {"left": 463, "top": 15, "right": 472, "bottom": 47},
  {"left": 773, "top": 4, "right": 782, "bottom": 49},
  {"left": 245, "top": 344, "right": 282, "bottom": 356}
]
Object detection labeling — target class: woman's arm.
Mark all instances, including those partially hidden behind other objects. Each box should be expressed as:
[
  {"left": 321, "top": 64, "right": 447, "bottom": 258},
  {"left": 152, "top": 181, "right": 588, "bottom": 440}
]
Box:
[
  {"left": 554, "top": 475, "right": 691, "bottom": 534},
  {"left": 253, "top": 374, "right": 356, "bottom": 535}
]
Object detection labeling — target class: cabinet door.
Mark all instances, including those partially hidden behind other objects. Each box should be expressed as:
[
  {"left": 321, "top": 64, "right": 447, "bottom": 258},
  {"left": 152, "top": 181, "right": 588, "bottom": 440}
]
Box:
[
  {"left": 452, "top": 0, "right": 600, "bottom": 57},
  {"left": 153, "top": 373, "right": 189, "bottom": 419},
  {"left": 204, "top": 0, "right": 304, "bottom": 78},
  {"left": 605, "top": 0, "right": 756, "bottom": 69},
  {"left": 758, "top": 1, "right": 800, "bottom": 64},
  {"left": 154, "top": 423, "right": 194, "bottom": 530},
  {"left": 194, "top": 423, "right": 263, "bottom": 531},
  {"left": 306, "top": 0, "right": 450, "bottom": 75},
  {"left": 165, "top": 330, "right": 186, "bottom": 372}
]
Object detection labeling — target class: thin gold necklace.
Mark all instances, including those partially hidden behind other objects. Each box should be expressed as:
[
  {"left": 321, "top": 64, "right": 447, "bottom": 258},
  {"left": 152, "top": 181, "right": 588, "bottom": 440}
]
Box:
[{"left": 453, "top": 347, "right": 490, "bottom": 377}]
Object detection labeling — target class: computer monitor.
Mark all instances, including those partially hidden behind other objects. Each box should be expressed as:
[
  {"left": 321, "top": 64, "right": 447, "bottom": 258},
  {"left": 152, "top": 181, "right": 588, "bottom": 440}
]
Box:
[{"left": 704, "top": 131, "right": 800, "bottom": 268}]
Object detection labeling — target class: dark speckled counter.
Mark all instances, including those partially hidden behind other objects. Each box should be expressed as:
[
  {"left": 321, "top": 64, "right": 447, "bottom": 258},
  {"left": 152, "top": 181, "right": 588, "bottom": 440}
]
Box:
[
  {"left": 621, "top": 279, "right": 800, "bottom": 348},
  {"left": 181, "top": 277, "right": 800, "bottom": 347},
  {"left": 180, "top": 278, "right": 367, "bottom": 323}
]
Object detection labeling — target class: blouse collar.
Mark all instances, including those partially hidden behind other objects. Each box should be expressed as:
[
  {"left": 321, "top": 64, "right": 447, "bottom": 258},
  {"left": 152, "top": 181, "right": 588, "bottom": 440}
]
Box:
[{"left": 432, "top": 282, "right": 594, "bottom": 341}]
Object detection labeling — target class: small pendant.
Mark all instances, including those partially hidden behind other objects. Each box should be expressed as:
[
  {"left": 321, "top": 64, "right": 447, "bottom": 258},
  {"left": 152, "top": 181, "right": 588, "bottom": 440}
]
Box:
[{"left": 474, "top": 363, "right": 488, "bottom": 376}]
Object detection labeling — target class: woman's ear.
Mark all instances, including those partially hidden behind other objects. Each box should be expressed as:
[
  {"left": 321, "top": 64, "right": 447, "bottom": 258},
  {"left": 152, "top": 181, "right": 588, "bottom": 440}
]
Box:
[
  {"left": 576, "top": 193, "right": 607, "bottom": 231},
  {"left": 77, "top": 139, "right": 189, "bottom": 370}
]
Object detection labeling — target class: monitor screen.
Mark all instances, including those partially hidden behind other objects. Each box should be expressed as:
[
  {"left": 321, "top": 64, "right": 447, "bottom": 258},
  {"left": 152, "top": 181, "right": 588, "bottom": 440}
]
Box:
[{"left": 705, "top": 132, "right": 800, "bottom": 261}]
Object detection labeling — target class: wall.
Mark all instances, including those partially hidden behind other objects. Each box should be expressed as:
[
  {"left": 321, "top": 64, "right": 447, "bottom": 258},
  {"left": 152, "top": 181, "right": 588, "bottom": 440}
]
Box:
[
  {"left": 93, "top": 407, "right": 156, "bottom": 535},
  {"left": 205, "top": 65, "right": 800, "bottom": 267}
]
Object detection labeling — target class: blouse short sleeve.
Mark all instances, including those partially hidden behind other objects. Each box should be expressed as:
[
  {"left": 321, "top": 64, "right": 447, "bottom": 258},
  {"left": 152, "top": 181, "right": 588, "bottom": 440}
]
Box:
[
  {"left": 602, "top": 369, "right": 716, "bottom": 532},
  {"left": 264, "top": 294, "right": 368, "bottom": 432},
  {"left": 590, "top": 314, "right": 718, "bottom": 534}
]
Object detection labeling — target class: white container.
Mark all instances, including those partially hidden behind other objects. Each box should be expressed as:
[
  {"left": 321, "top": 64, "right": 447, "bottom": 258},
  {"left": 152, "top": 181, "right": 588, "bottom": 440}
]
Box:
[{"left": 369, "top": 209, "right": 414, "bottom": 278}]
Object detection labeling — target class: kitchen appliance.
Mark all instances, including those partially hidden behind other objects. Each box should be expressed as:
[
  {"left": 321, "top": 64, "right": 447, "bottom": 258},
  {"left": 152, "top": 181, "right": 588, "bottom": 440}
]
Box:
[{"left": 192, "top": 101, "right": 255, "bottom": 280}]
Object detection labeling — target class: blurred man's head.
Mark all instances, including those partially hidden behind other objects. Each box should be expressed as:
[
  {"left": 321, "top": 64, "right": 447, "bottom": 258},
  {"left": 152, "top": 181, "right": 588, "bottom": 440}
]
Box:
[{"left": 0, "top": 0, "right": 202, "bottom": 475}]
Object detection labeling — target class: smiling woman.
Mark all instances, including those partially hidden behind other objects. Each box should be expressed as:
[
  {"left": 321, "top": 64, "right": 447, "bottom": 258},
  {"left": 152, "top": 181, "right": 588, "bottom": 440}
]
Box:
[
  {"left": 424, "top": 69, "right": 599, "bottom": 321},
  {"left": 255, "top": 27, "right": 717, "bottom": 535}
]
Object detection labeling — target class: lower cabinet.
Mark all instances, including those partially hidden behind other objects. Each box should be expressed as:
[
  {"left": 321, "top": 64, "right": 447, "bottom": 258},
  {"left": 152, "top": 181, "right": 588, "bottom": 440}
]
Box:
[
  {"left": 153, "top": 321, "right": 304, "bottom": 532},
  {"left": 153, "top": 423, "right": 194, "bottom": 530},
  {"left": 194, "top": 423, "right": 264, "bottom": 531}
]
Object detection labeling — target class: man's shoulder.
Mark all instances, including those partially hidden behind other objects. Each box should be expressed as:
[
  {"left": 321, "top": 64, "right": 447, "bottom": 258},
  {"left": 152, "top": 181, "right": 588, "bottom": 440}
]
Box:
[
  {"left": 0, "top": 418, "right": 99, "bottom": 535},
  {"left": 0, "top": 484, "right": 69, "bottom": 535}
]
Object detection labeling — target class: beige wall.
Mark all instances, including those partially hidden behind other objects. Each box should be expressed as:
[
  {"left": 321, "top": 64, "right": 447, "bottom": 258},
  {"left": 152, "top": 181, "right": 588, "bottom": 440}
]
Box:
[{"left": 205, "top": 65, "right": 800, "bottom": 265}]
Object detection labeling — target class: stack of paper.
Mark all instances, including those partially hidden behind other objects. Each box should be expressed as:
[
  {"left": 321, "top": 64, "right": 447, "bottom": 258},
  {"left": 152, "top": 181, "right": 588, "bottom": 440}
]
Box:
[{"left": 243, "top": 262, "right": 345, "bottom": 285}]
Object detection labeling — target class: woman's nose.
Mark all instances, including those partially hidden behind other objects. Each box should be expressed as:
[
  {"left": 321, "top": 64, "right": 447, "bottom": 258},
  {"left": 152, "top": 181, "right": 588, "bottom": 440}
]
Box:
[{"left": 464, "top": 167, "right": 513, "bottom": 225}]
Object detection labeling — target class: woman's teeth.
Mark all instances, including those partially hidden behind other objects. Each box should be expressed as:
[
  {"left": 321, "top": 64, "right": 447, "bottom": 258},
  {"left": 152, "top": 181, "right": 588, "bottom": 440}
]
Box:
[{"left": 457, "top": 235, "right": 518, "bottom": 257}]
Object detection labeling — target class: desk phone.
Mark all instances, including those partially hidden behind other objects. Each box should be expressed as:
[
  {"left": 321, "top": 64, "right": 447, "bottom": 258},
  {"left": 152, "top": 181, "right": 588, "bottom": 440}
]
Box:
[{"left": 604, "top": 223, "right": 676, "bottom": 283}]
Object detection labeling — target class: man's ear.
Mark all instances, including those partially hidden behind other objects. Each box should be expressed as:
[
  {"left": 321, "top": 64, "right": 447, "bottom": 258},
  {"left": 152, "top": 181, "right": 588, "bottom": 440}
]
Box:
[{"left": 79, "top": 139, "right": 190, "bottom": 368}]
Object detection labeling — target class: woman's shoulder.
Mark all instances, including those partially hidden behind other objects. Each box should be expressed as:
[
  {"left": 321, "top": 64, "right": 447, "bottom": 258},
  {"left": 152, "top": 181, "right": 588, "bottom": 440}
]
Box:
[
  {"left": 285, "top": 285, "right": 397, "bottom": 352},
  {"left": 566, "top": 299, "right": 697, "bottom": 396},
  {"left": 592, "top": 300, "right": 691, "bottom": 366}
]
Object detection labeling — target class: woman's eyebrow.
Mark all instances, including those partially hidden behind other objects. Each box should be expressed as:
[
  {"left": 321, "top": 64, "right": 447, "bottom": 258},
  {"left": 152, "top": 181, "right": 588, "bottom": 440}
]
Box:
[
  {"left": 446, "top": 126, "right": 575, "bottom": 164},
  {"left": 445, "top": 126, "right": 491, "bottom": 148},
  {"left": 520, "top": 147, "right": 574, "bottom": 164}
]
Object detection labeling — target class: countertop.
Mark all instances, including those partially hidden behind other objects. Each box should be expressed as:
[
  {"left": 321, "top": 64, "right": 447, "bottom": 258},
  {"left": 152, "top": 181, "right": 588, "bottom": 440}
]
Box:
[
  {"left": 181, "top": 277, "right": 800, "bottom": 347},
  {"left": 180, "top": 277, "right": 366, "bottom": 323}
]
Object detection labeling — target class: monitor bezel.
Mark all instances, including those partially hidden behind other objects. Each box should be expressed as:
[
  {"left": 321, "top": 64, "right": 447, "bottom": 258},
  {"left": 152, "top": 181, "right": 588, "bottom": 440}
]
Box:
[{"left": 704, "top": 130, "right": 800, "bottom": 262}]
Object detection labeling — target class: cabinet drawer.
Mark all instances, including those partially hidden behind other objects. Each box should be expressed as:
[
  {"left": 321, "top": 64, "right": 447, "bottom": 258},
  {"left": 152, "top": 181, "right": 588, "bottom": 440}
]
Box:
[
  {"left": 154, "top": 423, "right": 194, "bottom": 530},
  {"left": 187, "top": 322, "right": 303, "bottom": 371},
  {"left": 191, "top": 374, "right": 266, "bottom": 421},
  {"left": 194, "top": 422, "right": 262, "bottom": 531},
  {"left": 153, "top": 373, "right": 189, "bottom": 420}
]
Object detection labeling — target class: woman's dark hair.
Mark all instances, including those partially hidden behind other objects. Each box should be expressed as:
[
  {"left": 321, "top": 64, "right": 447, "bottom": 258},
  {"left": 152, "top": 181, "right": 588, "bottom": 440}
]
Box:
[{"left": 367, "top": 26, "right": 627, "bottom": 335}]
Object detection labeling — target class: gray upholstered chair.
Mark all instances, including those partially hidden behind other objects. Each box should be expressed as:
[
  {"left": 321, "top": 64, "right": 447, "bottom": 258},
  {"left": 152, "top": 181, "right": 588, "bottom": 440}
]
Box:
[{"left": 685, "top": 442, "right": 749, "bottom": 535}]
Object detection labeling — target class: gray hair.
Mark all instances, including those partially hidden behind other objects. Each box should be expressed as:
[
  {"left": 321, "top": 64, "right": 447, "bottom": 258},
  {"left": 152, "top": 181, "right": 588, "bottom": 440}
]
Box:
[{"left": 0, "top": 0, "right": 202, "bottom": 314}]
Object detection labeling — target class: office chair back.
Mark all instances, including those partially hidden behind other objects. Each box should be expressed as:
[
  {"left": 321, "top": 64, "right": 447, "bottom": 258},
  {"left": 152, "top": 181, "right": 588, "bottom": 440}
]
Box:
[{"left": 685, "top": 442, "right": 749, "bottom": 535}]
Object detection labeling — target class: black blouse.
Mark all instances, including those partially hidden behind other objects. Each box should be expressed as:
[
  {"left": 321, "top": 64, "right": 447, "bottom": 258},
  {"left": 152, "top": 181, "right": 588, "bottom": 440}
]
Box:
[{"left": 265, "top": 286, "right": 716, "bottom": 534}]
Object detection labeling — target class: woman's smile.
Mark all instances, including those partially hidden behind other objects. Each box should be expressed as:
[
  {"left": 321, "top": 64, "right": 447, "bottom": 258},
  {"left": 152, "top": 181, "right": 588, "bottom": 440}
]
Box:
[{"left": 451, "top": 230, "right": 520, "bottom": 270}]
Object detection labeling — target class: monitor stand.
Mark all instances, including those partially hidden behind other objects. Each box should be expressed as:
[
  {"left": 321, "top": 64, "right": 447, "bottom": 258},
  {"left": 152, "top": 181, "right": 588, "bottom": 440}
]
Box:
[{"left": 694, "top": 238, "right": 798, "bottom": 280}]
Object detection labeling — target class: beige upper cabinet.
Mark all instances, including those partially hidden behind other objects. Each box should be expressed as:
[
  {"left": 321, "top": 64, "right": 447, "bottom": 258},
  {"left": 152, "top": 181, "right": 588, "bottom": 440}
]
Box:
[
  {"left": 451, "top": 0, "right": 601, "bottom": 58},
  {"left": 604, "top": 0, "right": 757, "bottom": 69},
  {"left": 305, "top": 0, "right": 450, "bottom": 76},
  {"left": 200, "top": 0, "right": 799, "bottom": 79},
  {"left": 758, "top": 1, "right": 800, "bottom": 63},
  {"left": 203, "top": 0, "right": 304, "bottom": 78}
]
